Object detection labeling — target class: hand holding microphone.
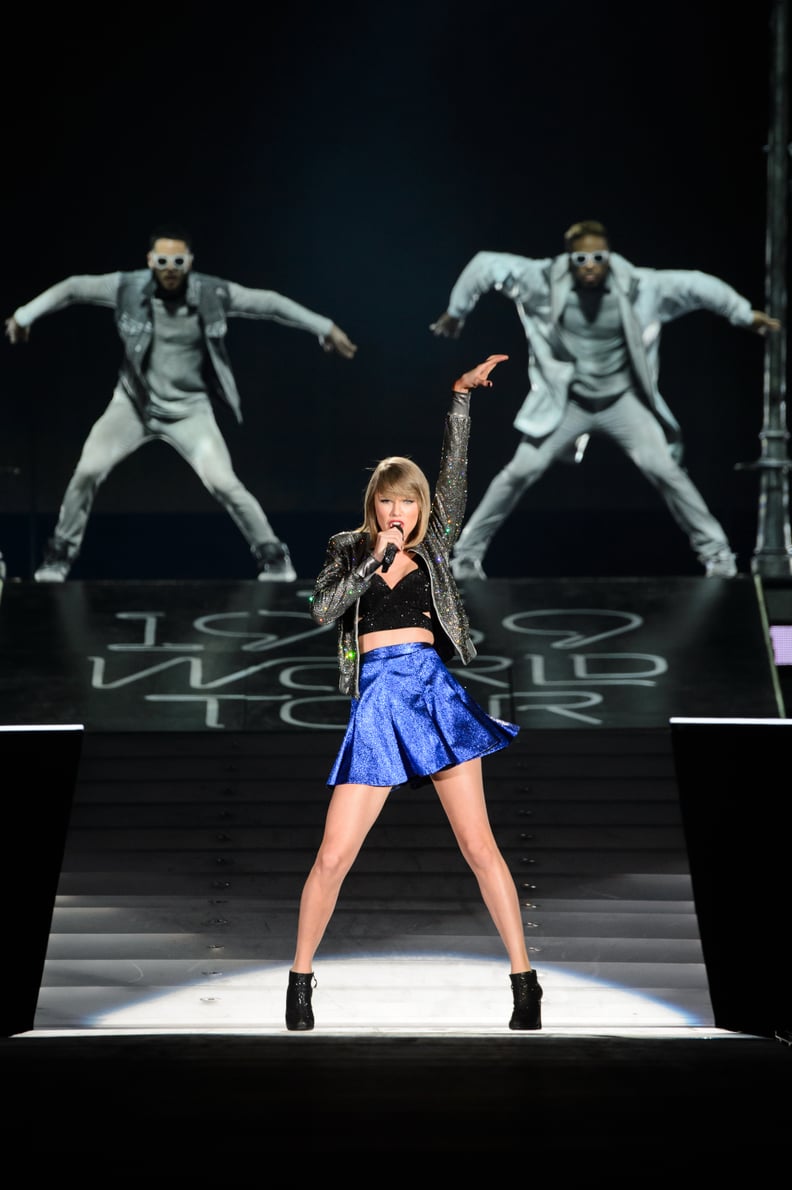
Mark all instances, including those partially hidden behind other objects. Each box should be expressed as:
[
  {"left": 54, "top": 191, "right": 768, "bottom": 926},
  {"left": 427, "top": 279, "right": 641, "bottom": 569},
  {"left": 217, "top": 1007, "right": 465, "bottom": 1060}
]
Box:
[{"left": 380, "top": 523, "right": 404, "bottom": 573}]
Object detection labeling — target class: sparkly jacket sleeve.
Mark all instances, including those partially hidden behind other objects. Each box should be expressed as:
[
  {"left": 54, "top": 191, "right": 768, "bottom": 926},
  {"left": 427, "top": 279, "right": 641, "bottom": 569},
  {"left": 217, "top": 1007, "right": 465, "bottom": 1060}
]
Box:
[
  {"left": 310, "top": 531, "right": 380, "bottom": 629},
  {"left": 428, "top": 390, "right": 471, "bottom": 554}
]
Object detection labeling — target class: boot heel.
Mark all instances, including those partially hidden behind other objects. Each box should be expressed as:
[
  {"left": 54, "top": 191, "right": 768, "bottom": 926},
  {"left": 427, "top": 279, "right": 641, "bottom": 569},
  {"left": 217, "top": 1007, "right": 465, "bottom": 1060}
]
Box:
[
  {"left": 509, "top": 969, "right": 542, "bottom": 1031},
  {"left": 286, "top": 970, "right": 317, "bottom": 1031}
]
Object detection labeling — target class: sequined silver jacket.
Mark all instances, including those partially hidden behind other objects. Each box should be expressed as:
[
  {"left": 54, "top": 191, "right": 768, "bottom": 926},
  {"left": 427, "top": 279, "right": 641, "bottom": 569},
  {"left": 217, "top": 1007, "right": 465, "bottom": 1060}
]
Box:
[{"left": 310, "top": 391, "right": 476, "bottom": 698}]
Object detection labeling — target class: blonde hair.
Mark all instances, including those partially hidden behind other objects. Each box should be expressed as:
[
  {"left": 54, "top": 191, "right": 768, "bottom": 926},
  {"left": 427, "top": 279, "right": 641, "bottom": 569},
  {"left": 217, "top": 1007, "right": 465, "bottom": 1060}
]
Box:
[{"left": 357, "top": 456, "right": 431, "bottom": 547}]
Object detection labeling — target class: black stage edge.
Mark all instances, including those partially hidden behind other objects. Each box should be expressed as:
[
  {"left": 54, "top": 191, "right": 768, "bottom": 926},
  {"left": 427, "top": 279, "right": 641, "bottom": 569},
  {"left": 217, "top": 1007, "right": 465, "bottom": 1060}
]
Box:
[
  {"left": 0, "top": 724, "right": 84, "bottom": 1036},
  {"left": 670, "top": 717, "right": 792, "bottom": 1041},
  {"left": 1, "top": 1032, "right": 790, "bottom": 1169}
]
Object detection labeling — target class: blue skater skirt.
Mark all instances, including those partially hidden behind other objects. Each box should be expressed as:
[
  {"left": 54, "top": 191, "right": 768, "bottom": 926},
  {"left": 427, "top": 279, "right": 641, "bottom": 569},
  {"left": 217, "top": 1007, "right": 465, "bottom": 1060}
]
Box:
[{"left": 327, "top": 641, "right": 519, "bottom": 788}]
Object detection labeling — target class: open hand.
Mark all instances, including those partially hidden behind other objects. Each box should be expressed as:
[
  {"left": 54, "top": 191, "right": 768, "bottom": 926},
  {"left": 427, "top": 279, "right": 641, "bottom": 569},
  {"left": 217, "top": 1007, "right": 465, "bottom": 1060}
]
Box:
[
  {"left": 751, "top": 310, "right": 781, "bottom": 335},
  {"left": 430, "top": 312, "right": 462, "bottom": 339},
  {"left": 5, "top": 317, "right": 29, "bottom": 345},
  {"left": 322, "top": 324, "right": 358, "bottom": 358},
  {"left": 454, "top": 354, "right": 508, "bottom": 392}
]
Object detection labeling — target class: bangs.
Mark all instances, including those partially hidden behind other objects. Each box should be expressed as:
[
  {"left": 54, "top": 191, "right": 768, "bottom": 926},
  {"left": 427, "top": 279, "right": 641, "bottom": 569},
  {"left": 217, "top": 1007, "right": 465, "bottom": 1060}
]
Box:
[
  {"left": 377, "top": 478, "right": 423, "bottom": 501},
  {"left": 375, "top": 460, "right": 424, "bottom": 497}
]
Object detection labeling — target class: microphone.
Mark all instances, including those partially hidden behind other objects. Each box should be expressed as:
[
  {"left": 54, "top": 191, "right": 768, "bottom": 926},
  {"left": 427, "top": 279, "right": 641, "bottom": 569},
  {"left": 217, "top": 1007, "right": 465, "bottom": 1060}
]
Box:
[{"left": 381, "top": 524, "right": 403, "bottom": 573}]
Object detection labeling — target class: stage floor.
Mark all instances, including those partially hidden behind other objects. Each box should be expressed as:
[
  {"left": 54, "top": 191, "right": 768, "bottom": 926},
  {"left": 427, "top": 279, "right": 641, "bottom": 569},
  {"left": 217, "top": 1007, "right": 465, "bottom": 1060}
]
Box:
[{"left": 0, "top": 574, "right": 782, "bottom": 731}]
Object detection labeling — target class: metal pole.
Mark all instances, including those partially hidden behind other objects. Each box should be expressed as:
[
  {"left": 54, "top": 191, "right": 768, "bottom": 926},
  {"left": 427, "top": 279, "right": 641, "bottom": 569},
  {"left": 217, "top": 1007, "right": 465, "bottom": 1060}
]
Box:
[{"left": 739, "top": 0, "right": 792, "bottom": 578}]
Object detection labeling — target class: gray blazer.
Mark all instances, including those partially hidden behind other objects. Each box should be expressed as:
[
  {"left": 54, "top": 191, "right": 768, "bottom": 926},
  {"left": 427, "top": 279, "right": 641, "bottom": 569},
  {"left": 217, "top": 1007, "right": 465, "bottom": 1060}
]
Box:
[
  {"left": 12, "top": 269, "right": 334, "bottom": 424},
  {"left": 446, "top": 250, "right": 754, "bottom": 458}
]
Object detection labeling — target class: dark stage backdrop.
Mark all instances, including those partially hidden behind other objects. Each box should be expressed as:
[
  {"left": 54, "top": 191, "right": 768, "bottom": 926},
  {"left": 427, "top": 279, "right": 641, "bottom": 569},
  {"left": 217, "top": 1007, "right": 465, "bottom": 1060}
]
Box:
[{"left": 0, "top": 2, "right": 783, "bottom": 580}]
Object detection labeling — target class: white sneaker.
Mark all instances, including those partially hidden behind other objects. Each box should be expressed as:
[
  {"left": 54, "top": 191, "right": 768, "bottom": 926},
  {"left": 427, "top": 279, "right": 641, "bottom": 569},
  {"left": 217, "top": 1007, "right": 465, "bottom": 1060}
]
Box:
[
  {"left": 34, "top": 538, "right": 73, "bottom": 582},
  {"left": 451, "top": 556, "right": 487, "bottom": 580},
  {"left": 704, "top": 552, "right": 737, "bottom": 578},
  {"left": 34, "top": 560, "right": 70, "bottom": 582},
  {"left": 256, "top": 543, "right": 297, "bottom": 582},
  {"left": 257, "top": 557, "right": 297, "bottom": 582}
]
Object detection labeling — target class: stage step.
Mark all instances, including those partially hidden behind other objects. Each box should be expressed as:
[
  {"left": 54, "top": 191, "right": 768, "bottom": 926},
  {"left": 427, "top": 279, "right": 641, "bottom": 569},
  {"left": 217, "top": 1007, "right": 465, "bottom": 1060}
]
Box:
[{"left": 33, "top": 727, "right": 715, "bottom": 1032}]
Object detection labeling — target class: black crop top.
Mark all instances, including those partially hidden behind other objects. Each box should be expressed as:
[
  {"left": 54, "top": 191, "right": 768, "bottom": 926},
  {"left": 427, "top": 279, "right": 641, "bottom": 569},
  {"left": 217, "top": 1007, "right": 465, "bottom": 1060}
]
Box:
[{"left": 357, "top": 562, "right": 433, "bottom": 636}]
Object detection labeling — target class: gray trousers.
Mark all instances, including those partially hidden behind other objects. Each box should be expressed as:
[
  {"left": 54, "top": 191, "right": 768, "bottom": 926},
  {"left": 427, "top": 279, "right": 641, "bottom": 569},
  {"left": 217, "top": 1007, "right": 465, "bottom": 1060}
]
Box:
[
  {"left": 49, "top": 388, "right": 279, "bottom": 559},
  {"left": 454, "top": 390, "right": 732, "bottom": 566}
]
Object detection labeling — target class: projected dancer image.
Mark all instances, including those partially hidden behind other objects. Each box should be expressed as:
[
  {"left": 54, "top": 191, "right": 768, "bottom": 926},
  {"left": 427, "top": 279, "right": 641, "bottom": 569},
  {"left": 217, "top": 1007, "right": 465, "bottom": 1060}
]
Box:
[
  {"left": 5, "top": 223, "right": 358, "bottom": 582},
  {"left": 430, "top": 219, "right": 780, "bottom": 580},
  {"left": 284, "top": 353, "right": 543, "bottom": 1033}
]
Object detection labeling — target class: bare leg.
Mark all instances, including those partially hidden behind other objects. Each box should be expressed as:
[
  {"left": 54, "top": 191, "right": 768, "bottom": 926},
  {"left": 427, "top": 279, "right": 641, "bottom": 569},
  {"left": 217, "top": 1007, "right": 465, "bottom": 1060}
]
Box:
[
  {"left": 291, "top": 782, "right": 392, "bottom": 973},
  {"left": 431, "top": 757, "right": 532, "bottom": 973}
]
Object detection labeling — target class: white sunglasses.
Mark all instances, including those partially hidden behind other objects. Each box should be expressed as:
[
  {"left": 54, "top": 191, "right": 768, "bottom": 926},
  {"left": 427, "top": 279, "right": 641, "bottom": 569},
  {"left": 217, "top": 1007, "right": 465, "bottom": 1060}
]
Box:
[
  {"left": 148, "top": 252, "right": 193, "bottom": 271},
  {"left": 569, "top": 250, "right": 610, "bottom": 267}
]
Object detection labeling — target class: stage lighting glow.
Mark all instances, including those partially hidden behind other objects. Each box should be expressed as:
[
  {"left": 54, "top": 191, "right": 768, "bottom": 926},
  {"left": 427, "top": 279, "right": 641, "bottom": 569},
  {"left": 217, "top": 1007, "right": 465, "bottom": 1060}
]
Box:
[{"left": 40, "top": 955, "right": 713, "bottom": 1034}]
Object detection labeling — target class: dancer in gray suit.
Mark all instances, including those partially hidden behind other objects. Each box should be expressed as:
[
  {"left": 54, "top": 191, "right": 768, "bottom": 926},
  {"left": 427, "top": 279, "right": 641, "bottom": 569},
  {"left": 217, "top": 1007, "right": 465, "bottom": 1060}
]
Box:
[
  {"left": 5, "top": 223, "right": 357, "bottom": 581},
  {"left": 430, "top": 219, "right": 780, "bottom": 579}
]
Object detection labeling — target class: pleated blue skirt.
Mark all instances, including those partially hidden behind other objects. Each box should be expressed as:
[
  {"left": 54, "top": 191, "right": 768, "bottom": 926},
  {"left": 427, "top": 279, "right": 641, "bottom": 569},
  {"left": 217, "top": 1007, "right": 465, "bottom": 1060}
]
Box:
[{"left": 327, "top": 641, "right": 520, "bottom": 788}]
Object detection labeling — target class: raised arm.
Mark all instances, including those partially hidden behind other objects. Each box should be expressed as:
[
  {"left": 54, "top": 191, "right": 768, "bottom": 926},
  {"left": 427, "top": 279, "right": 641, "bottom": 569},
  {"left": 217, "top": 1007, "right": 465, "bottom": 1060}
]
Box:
[{"left": 433, "top": 354, "right": 509, "bottom": 550}]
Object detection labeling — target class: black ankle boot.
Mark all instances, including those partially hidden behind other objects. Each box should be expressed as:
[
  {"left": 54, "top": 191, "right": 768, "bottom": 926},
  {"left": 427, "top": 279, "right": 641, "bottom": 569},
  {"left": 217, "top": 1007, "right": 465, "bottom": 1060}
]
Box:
[
  {"left": 286, "top": 970, "right": 317, "bottom": 1031},
  {"left": 509, "top": 969, "right": 542, "bottom": 1030}
]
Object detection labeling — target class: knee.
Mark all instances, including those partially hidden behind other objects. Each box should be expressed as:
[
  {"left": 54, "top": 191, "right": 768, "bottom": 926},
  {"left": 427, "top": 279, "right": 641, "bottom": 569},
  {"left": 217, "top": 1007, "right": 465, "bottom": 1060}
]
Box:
[
  {"left": 204, "top": 472, "right": 243, "bottom": 500},
  {"left": 502, "top": 450, "right": 542, "bottom": 488},
  {"left": 500, "top": 464, "right": 529, "bottom": 493},
  {"left": 69, "top": 463, "right": 106, "bottom": 490},
  {"left": 631, "top": 453, "right": 677, "bottom": 483},
  {"left": 312, "top": 845, "right": 354, "bottom": 884},
  {"left": 459, "top": 836, "right": 501, "bottom": 875}
]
